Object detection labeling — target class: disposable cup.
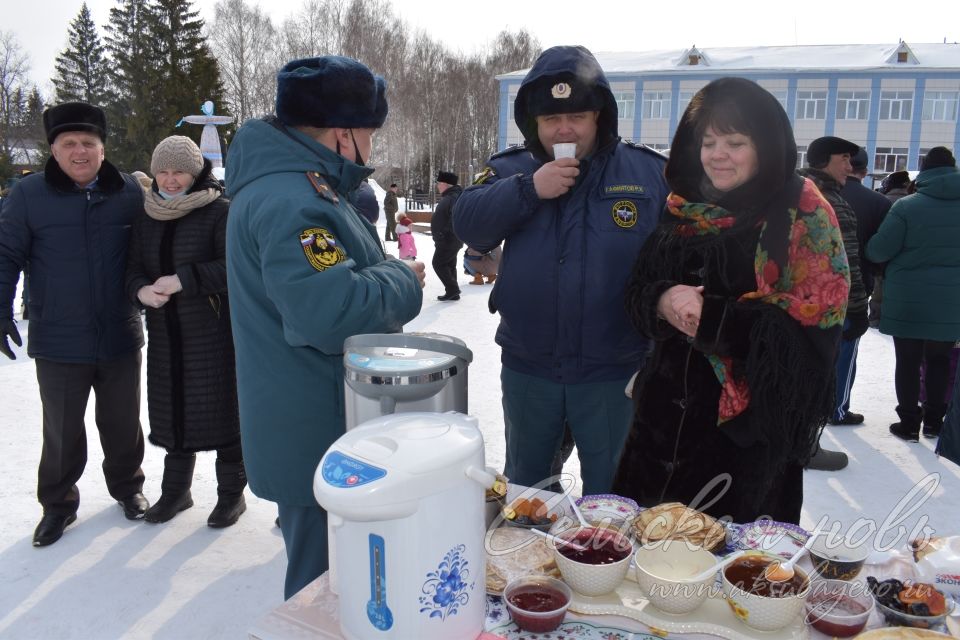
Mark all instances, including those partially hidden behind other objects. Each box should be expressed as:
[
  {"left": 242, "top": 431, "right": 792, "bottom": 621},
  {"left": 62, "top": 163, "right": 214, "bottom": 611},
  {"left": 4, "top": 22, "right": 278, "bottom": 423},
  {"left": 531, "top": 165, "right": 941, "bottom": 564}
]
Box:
[{"left": 553, "top": 143, "right": 576, "bottom": 159}]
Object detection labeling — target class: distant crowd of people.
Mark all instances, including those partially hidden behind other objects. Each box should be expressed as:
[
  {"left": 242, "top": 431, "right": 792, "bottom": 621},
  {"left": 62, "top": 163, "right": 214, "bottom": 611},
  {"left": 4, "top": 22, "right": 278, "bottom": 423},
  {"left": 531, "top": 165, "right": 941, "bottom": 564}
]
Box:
[{"left": 1, "top": 47, "right": 958, "bottom": 604}]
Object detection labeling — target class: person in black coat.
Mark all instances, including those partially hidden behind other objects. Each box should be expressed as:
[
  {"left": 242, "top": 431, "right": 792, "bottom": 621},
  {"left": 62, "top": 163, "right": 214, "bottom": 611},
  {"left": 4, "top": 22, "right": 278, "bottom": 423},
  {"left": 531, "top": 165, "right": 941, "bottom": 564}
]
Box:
[
  {"left": 432, "top": 171, "right": 464, "bottom": 301},
  {"left": 350, "top": 178, "right": 379, "bottom": 224},
  {"left": 0, "top": 102, "right": 149, "bottom": 547},
  {"left": 125, "top": 136, "right": 246, "bottom": 528}
]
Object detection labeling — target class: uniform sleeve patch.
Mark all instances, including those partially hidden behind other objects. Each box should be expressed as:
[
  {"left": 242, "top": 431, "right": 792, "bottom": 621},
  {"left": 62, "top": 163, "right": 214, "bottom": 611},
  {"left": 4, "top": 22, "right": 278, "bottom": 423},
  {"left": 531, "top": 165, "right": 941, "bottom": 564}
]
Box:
[{"left": 299, "top": 228, "right": 346, "bottom": 271}]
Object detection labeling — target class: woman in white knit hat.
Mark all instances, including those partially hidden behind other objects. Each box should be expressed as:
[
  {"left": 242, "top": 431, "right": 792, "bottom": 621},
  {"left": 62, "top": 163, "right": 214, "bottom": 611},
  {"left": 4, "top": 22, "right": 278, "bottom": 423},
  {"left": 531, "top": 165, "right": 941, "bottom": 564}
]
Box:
[{"left": 125, "top": 135, "right": 246, "bottom": 528}]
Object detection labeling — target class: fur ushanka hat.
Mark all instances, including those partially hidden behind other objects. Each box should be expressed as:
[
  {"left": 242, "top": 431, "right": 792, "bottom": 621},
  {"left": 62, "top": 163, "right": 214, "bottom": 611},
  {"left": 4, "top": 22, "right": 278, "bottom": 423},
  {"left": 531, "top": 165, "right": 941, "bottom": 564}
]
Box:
[
  {"left": 921, "top": 146, "right": 956, "bottom": 171},
  {"left": 275, "top": 56, "right": 388, "bottom": 129},
  {"left": 43, "top": 102, "right": 107, "bottom": 144},
  {"left": 436, "top": 171, "right": 458, "bottom": 186}
]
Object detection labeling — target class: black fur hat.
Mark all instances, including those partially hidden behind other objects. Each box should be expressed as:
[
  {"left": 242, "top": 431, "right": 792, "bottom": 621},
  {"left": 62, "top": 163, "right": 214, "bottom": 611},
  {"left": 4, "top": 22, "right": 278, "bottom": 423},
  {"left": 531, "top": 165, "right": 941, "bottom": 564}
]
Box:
[
  {"left": 436, "top": 171, "right": 458, "bottom": 186},
  {"left": 921, "top": 146, "right": 956, "bottom": 171},
  {"left": 276, "top": 56, "right": 387, "bottom": 129},
  {"left": 806, "top": 136, "right": 860, "bottom": 168},
  {"left": 850, "top": 146, "right": 868, "bottom": 171},
  {"left": 43, "top": 102, "right": 107, "bottom": 144},
  {"left": 523, "top": 74, "right": 605, "bottom": 118}
]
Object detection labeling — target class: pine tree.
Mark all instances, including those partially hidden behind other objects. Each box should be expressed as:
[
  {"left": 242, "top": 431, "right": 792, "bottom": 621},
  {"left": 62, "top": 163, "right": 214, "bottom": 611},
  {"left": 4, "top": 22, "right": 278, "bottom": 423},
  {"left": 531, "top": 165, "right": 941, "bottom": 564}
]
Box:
[
  {"left": 52, "top": 3, "right": 111, "bottom": 105},
  {"left": 104, "top": 0, "right": 165, "bottom": 171},
  {"left": 153, "top": 0, "right": 229, "bottom": 146}
]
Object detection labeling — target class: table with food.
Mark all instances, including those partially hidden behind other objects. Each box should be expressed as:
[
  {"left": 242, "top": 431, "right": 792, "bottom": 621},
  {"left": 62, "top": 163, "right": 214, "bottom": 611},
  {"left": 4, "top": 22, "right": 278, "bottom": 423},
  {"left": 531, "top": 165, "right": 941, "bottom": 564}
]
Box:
[{"left": 250, "top": 482, "right": 960, "bottom": 640}]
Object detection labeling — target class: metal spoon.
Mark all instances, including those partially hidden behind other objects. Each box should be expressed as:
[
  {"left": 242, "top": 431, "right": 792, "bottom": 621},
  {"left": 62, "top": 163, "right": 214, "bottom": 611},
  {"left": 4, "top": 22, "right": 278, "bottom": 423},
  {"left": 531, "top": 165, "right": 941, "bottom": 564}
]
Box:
[{"left": 764, "top": 531, "right": 819, "bottom": 583}]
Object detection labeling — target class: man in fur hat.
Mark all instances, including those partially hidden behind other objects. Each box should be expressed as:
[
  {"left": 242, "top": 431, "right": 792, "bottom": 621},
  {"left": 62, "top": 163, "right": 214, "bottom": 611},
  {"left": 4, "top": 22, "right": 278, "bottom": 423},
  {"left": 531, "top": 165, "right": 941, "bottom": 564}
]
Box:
[
  {"left": 432, "top": 170, "right": 464, "bottom": 300},
  {"left": 453, "top": 45, "right": 669, "bottom": 496},
  {"left": 0, "top": 102, "right": 150, "bottom": 547},
  {"left": 225, "top": 55, "right": 425, "bottom": 599}
]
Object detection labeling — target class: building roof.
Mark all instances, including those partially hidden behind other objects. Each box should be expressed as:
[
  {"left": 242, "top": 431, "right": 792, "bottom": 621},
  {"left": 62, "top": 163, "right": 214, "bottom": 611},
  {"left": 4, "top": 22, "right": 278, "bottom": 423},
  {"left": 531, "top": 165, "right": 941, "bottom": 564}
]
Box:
[{"left": 498, "top": 42, "right": 960, "bottom": 79}]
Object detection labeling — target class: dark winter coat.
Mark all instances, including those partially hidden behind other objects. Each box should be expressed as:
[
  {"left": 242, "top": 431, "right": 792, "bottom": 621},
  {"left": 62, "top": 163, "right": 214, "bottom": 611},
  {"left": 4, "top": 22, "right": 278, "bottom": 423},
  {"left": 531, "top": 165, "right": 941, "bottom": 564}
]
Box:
[
  {"left": 350, "top": 180, "right": 379, "bottom": 224},
  {"left": 125, "top": 163, "right": 239, "bottom": 452},
  {"left": 431, "top": 184, "right": 463, "bottom": 248},
  {"left": 866, "top": 165, "right": 960, "bottom": 341},
  {"left": 383, "top": 190, "right": 398, "bottom": 217},
  {"left": 798, "top": 168, "right": 869, "bottom": 314},
  {"left": 841, "top": 176, "right": 891, "bottom": 294},
  {"left": 612, "top": 78, "right": 846, "bottom": 524},
  {"left": 453, "top": 45, "right": 668, "bottom": 385},
  {"left": 0, "top": 157, "right": 144, "bottom": 362}
]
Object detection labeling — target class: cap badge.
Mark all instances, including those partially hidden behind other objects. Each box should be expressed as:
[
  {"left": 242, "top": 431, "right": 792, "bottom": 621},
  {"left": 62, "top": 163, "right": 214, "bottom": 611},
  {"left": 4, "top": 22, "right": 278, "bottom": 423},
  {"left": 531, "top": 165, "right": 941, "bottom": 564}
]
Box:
[{"left": 551, "top": 82, "right": 571, "bottom": 99}]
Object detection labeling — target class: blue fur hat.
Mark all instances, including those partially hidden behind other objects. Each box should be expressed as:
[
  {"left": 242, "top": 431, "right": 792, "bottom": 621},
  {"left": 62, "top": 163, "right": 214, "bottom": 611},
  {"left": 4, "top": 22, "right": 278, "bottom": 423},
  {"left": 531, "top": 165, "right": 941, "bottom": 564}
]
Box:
[{"left": 276, "top": 56, "right": 388, "bottom": 129}]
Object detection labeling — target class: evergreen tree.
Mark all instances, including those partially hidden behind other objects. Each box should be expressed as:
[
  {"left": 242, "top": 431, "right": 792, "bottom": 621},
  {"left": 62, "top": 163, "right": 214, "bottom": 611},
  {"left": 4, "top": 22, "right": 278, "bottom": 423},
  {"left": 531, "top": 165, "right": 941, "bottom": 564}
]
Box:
[
  {"left": 52, "top": 3, "right": 111, "bottom": 105},
  {"left": 153, "top": 0, "right": 230, "bottom": 147},
  {"left": 104, "top": 0, "right": 164, "bottom": 171}
]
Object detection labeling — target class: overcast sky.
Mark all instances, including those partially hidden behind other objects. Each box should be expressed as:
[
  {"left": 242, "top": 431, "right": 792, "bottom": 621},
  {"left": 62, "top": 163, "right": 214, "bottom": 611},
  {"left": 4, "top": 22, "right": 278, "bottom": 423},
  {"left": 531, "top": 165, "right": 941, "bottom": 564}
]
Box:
[{"left": 6, "top": 0, "right": 959, "bottom": 94}]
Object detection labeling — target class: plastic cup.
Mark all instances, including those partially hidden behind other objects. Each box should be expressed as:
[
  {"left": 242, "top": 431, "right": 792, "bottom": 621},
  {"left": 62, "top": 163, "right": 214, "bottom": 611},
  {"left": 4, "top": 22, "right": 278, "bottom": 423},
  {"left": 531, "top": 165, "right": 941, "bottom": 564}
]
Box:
[{"left": 552, "top": 143, "right": 577, "bottom": 159}]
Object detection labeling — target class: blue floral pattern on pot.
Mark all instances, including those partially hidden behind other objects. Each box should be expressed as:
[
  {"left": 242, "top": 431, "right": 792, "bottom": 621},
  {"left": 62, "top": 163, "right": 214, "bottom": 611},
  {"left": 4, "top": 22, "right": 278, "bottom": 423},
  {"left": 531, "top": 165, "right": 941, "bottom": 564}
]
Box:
[{"left": 419, "top": 544, "right": 472, "bottom": 620}]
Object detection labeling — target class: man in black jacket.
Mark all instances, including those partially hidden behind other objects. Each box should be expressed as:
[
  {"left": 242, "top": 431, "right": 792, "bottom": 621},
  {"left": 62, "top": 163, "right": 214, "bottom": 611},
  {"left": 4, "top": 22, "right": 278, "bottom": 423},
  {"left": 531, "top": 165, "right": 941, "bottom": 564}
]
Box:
[
  {"left": 0, "top": 102, "right": 150, "bottom": 547},
  {"left": 432, "top": 171, "right": 464, "bottom": 301}
]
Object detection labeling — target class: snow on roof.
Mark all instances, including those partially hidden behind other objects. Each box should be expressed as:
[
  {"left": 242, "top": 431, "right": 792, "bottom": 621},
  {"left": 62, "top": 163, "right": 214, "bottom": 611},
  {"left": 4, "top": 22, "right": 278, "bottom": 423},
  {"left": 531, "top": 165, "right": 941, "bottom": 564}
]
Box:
[{"left": 498, "top": 42, "right": 960, "bottom": 79}]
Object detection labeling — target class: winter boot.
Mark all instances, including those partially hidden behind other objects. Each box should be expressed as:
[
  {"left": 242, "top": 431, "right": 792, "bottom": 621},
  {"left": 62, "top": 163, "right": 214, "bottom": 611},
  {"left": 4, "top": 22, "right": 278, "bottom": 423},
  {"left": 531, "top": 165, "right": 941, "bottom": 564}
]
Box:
[
  {"left": 805, "top": 445, "right": 848, "bottom": 471},
  {"left": 485, "top": 274, "right": 497, "bottom": 284},
  {"left": 469, "top": 273, "right": 484, "bottom": 285},
  {"left": 208, "top": 459, "right": 247, "bottom": 528},
  {"left": 922, "top": 402, "right": 946, "bottom": 439},
  {"left": 144, "top": 452, "right": 196, "bottom": 523},
  {"left": 890, "top": 405, "right": 922, "bottom": 443}
]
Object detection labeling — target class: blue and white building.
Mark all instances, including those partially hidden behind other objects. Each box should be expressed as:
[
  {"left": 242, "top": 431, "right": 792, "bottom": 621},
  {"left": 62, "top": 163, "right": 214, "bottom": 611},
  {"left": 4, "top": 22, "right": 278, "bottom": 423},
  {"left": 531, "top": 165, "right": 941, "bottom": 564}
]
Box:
[{"left": 497, "top": 42, "right": 960, "bottom": 173}]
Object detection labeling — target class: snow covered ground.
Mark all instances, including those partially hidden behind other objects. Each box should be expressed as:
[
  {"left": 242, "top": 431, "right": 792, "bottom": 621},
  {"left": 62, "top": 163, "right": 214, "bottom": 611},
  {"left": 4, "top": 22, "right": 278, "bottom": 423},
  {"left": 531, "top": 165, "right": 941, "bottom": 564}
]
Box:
[{"left": 1, "top": 201, "right": 958, "bottom": 639}]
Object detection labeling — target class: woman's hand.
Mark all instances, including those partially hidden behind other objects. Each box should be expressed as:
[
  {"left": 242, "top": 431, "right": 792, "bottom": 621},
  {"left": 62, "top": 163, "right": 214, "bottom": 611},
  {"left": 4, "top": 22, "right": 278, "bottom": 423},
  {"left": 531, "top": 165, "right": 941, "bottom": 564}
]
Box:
[
  {"left": 153, "top": 274, "right": 182, "bottom": 295},
  {"left": 137, "top": 285, "right": 170, "bottom": 309},
  {"left": 657, "top": 285, "right": 705, "bottom": 337}
]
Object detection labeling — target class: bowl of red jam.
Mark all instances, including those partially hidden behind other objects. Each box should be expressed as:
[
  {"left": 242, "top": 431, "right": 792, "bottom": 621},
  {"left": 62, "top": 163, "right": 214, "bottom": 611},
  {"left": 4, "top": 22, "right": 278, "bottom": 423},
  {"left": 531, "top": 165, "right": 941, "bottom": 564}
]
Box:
[
  {"left": 805, "top": 579, "right": 874, "bottom": 637},
  {"left": 503, "top": 575, "right": 572, "bottom": 633},
  {"left": 552, "top": 526, "right": 634, "bottom": 596}
]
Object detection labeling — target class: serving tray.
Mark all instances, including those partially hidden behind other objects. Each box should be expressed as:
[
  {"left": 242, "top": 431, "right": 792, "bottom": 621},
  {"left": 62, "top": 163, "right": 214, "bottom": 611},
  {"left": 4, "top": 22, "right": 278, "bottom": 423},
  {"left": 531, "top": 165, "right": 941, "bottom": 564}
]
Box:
[{"left": 566, "top": 573, "right": 808, "bottom": 640}]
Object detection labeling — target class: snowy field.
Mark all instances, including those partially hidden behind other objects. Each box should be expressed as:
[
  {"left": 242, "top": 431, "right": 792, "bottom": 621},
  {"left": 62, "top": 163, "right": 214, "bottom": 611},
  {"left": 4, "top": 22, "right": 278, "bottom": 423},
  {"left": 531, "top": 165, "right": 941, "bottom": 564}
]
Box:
[{"left": 1, "top": 192, "right": 958, "bottom": 639}]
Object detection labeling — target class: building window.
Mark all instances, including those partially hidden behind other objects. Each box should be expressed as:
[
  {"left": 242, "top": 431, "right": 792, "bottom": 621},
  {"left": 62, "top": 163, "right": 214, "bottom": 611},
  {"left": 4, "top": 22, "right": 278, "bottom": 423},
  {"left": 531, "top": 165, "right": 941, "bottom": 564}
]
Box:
[
  {"left": 897, "top": 51, "right": 908, "bottom": 63},
  {"left": 874, "top": 147, "right": 909, "bottom": 172},
  {"left": 836, "top": 90, "right": 870, "bottom": 120},
  {"left": 922, "top": 91, "right": 959, "bottom": 121},
  {"left": 642, "top": 91, "right": 671, "bottom": 119},
  {"left": 766, "top": 89, "right": 788, "bottom": 113},
  {"left": 676, "top": 90, "right": 695, "bottom": 117},
  {"left": 795, "top": 90, "right": 827, "bottom": 120},
  {"left": 614, "top": 91, "right": 635, "bottom": 119},
  {"left": 879, "top": 91, "right": 913, "bottom": 120},
  {"left": 796, "top": 145, "right": 807, "bottom": 169}
]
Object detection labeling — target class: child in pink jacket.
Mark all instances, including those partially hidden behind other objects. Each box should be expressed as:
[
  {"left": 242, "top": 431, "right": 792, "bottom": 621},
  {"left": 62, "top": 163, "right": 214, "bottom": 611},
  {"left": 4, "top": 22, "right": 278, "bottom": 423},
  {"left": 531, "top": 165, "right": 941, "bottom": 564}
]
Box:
[{"left": 396, "top": 213, "right": 417, "bottom": 260}]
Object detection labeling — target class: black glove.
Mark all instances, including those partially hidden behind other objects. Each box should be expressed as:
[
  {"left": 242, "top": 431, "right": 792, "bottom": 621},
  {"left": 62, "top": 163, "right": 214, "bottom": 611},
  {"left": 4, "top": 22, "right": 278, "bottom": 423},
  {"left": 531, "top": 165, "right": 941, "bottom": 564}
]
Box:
[
  {"left": 842, "top": 309, "right": 869, "bottom": 341},
  {"left": 0, "top": 317, "right": 22, "bottom": 360}
]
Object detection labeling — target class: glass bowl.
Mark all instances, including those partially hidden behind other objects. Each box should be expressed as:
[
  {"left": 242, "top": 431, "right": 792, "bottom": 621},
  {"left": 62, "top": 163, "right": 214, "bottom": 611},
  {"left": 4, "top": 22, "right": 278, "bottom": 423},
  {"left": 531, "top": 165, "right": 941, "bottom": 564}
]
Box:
[{"left": 805, "top": 579, "right": 874, "bottom": 637}]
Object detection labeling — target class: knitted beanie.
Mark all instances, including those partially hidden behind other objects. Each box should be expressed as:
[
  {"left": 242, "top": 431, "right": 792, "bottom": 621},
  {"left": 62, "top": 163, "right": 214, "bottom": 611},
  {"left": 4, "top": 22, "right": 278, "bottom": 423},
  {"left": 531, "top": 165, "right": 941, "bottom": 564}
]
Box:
[{"left": 151, "top": 136, "right": 204, "bottom": 176}]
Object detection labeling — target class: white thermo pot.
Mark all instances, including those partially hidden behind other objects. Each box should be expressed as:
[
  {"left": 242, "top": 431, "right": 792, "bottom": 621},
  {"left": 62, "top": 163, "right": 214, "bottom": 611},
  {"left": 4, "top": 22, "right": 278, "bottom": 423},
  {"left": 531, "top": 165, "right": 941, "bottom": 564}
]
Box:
[{"left": 314, "top": 412, "right": 494, "bottom": 640}]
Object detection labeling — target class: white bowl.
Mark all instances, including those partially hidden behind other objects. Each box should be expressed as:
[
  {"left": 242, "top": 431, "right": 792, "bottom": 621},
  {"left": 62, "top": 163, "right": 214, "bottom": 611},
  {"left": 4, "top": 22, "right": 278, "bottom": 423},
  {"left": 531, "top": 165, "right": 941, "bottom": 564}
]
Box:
[
  {"left": 634, "top": 541, "right": 717, "bottom": 614},
  {"left": 721, "top": 551, "right": 810, "bottom": 631},
  {"left": 552, "top": 527, "right": 633, "bottom": 597}
]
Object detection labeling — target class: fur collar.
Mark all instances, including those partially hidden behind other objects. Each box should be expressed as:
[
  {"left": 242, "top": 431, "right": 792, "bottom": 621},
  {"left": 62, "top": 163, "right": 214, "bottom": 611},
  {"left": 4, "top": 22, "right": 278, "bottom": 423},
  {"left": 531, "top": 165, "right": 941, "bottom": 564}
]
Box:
[{"left": 43, "top": 156, "right": 127, "bottom": 193}]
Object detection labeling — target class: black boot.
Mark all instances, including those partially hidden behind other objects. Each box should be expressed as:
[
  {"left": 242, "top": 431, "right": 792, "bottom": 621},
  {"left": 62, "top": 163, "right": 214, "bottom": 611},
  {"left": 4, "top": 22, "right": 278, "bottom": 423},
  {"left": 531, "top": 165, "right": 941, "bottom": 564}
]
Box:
[
  {"left": 208, "top": 459, "right": 247, "bottom": 528},
  {"left": 144, "top": 452, "right": 195, "bottom": 523},
  {"left": 890, "top": 405, "right": 922, "bottom": 443},
  {"left": 922, "top": 402, "right": 946, "bottom": 438}
]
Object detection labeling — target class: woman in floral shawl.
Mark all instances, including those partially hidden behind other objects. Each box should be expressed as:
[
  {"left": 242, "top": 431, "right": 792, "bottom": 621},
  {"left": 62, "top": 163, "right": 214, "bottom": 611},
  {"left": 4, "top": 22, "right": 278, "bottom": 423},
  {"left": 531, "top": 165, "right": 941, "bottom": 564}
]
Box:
[{"left": 611, "top": 78, "right": 849, "bottom": 524}]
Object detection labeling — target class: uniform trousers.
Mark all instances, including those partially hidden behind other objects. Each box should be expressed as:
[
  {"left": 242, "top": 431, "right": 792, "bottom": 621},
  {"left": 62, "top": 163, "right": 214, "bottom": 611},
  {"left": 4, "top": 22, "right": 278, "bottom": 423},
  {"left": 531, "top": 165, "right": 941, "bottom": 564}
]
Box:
[
  {"left": 277, "top": 503, "right": 328, "bottom": 600},
  {"left": 34, "top": 350, "right": 145, "bottom": 516},
  {"left": 501, "top": 366, "right": 632, "bottom": 496}
]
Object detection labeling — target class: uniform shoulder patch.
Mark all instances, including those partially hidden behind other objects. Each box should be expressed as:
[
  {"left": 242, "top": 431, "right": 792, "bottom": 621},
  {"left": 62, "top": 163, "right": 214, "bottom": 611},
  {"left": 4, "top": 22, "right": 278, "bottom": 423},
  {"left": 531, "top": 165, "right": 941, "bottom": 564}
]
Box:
[
  {"left": 305, "top": 172, "right": 339, "bottom": 204},
  {"left": 299, "top": 228, "right": 346, "bottom": 271}
]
